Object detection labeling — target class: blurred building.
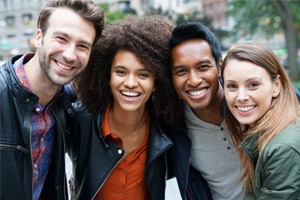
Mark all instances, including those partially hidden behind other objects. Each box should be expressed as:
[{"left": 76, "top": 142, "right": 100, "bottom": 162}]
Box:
[
  {"left": 202, "top": 0, "right": 228, "bottom": 30},
  {"left": 0, "top": 0, "right": 102, "bottom": 60},
  {"left": 0, "top": 0, "right": 42, "bottom": 59},
  {"left": 0, "top": 0, "right": 206, "bottom": 60},
  {"left": 110, "top": 0, "right": 202, "bottom": 16},
  {"left": 0, "top": 0, "right": 287, "bottom": 61}
]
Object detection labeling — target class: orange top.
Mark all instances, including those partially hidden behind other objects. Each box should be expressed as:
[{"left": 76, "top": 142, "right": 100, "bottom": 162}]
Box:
[{"left": 94, "top": 105, "right": 151, "bottom": 200}]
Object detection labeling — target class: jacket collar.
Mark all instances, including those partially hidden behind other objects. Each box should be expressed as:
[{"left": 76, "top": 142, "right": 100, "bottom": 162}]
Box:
[
  {"left": 95, "top": 108, "right": 173, "bottom": 161},
  {"left": 5, "top": 55, "right": 39, "bottom": 105},
  {"left": 147, "top": 119, "right": 173, "bottom": 163},
  {"left": 4, "top": 55, "right": 74, "bottom": 116},
  {"left": 241, "top": 135, "right": 259, "bottom": 166}
]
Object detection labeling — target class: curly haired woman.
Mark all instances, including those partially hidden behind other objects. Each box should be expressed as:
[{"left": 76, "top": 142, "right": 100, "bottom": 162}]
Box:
[
  {"left": 221, "top": 41, "right": 300, "bottom": 199},
  {"left": 66, "top": 15, "right": 180, "bottom": 200}
]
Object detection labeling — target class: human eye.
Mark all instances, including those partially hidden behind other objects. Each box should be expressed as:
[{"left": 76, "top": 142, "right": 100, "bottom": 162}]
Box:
[
  {"left": 174, "top": 68, "right": 187, "bottom": 76},
  {"left": 139, "top": 72, "right": 149, "bottom": 78},
  {"left": 138, "top": 70, "right": 152, "bottom": 79},
  {"left": 198, "top": 64, "right": 211, "bottom": 70},
  {"left": 77, "top": 44, "right": 91, "bottom": 52},
  {"left": 56, "top": 36, "right": 67, "bottom": 43},
  {"left": 225, "top": 83, "right": 237, "bottom": 90},
  {"left": 248, "top": 82, "right": 260, "bottom": 89},
  {"left": 114, "top": 69, "right": 126, "bottom": 76}
]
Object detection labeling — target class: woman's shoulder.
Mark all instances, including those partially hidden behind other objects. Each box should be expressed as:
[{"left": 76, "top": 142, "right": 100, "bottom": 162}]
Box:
[
  {"left": 70, "top": 101, "right": 105, "bottom": 123},
  {"left": 274, "top": 118, "right": 299, "bottom": 139},
  {"left": 265, "top": 117, "right": 300, "bottom": 150}
]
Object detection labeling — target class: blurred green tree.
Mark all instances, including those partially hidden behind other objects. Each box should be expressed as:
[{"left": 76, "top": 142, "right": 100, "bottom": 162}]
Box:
[
  {"left": 99, "top": 3, "right": 137, "bottom": 24},
  {"left": 145, "top": 7, "right": 229, "bottom": 50},
  {"left": 227, "top": 0, "right": 300, "bottom": 81}
]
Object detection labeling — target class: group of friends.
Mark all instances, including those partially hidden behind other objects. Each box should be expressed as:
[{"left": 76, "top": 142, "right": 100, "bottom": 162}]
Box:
[{"left": 1, "top": 0, "right": 300, "bottom": 200}]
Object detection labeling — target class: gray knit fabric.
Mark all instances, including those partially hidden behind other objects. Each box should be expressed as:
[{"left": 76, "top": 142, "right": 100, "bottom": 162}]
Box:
[{"left": 185, "top": 105, "right": 244, "bottom": 200}]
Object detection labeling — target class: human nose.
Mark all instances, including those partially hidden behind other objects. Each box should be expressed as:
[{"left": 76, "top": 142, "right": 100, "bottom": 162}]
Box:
[
  {"left": 187, "top": 71, "right": 202, "bottom": 87},
  {"left": 124, "top": 74, "right": 138, "bottom": 88},
  {"left": 237, "top": 88, "right": 249, "bottom": 101},
  {"left": 63, "top": 44, "right": 76, "bottom": 62}
]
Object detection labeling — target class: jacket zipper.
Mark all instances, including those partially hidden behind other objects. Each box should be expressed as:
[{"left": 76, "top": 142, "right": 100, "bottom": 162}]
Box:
[
  {"left": 29, "top": 118, "right": 34, "bottom": 200},
  {"left": 90, "top": 115, "right": 126, "bottom": 199},
  {"left": 0, "top": 144, "right": 29, "bottom": 153},
  {"left": 91, "top": 151, "right": 125, "bottom": 200},
  {"left": 52, "top": 108, "right": 68, "bottom": 200}
]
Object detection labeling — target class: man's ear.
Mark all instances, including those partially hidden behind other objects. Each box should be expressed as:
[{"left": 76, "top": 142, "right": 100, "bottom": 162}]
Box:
[{"left": 35, "top": 29, "right": 43, "bottom": 48}]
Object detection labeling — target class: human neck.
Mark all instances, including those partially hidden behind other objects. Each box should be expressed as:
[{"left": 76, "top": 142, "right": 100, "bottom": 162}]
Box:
[
  {"left": 193, "top": 88, "right": 224, "bottom": 126},
  {"left": 108, "top": 105, "right": 148, "bottom": 156},
  {"left": 108, "top": 105, "right": 147, "bottom": 138},
  {"left": 24, "top": 55, "right": 60, "bottom": 106}
]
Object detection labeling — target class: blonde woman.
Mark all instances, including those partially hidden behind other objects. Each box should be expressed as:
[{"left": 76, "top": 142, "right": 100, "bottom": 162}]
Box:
[{"left": 221, "top": 41, "right": 300, "bottom": 199}]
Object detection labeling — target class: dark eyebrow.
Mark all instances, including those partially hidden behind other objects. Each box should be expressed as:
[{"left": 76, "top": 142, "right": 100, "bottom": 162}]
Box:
[
  {"left": 224, "top": 77, "right": 263, "bottom": 83},
  {"left": 113, "top": 65, "right": 126, "bottom": 69},
  {"left": 114, "top": 65, "right": 149, "bottom": 71},
  {"left": 172, "top": 65, "right": 185, "bottom": 69},
  {"left": 172, "top": 60, "right": 213, "bottom": 69},
  {"left": 53, "top": 31, "right": 93, "bottom": 49},
  {"left": 197, "top": 59, "right": 214, "bottom": 65},
  {"left": 137, "top": 68, "right": 151, "bottom": 73},
  {"left": 224, "top": 80, "right": 235, "bottom": 83}
]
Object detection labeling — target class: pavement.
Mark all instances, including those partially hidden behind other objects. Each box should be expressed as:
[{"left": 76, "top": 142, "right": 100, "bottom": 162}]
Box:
[{"left": 65, "top": 155, "right": 181, "bottom": 199}]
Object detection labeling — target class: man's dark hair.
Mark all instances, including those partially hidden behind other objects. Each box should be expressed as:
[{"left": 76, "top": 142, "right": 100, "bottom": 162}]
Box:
[
  {"left": 37, "top": 0, "right": 104, "bottom": 44},
  {"left": 169, "top": 22, "right": 222, "bottom": 67}
]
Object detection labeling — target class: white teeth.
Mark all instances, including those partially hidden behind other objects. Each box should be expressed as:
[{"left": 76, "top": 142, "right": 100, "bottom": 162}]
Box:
[
  {"left": 57, "top": 62, "right": 72, "bottom": 70},
  {"left": 188, "top": 88, "right": 206, "bottom": 96},
  {"left": 121, "top": 91, "right": 139, "bottom": 97},
  {"left": 237, "top": 106, "right": 255, "bottom": 112}
]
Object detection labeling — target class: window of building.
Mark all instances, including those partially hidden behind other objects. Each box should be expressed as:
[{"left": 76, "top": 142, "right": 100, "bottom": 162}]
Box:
[
  {"left": 22, "top": 14, "right": 33, "bottom": 25},
  {"left": 0, "top": 0, "right": 8, "bottom": 11},
  {"left": 23, "top": 32, "right": 34, "bottom": 38},
  {"left": 6, "top": 34, "right": 16, "bottom": 38},
  {"left": 5, "top": 16, "right": 15, "bottom": 27},
  {"left": 141, "top": 0, "right": 153, "bottom": 10},
  {"left": 210, "top": 3, "right": 214, "bottom": 11}
]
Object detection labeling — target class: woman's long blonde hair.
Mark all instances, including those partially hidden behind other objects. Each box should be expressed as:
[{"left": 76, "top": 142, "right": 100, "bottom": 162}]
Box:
[{"left": 221, "top": 41, "right": 300, "bottom": 190}]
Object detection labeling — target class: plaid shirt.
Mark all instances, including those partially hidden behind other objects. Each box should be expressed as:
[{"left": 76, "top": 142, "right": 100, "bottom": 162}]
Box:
[{"left": 14, "top": 53, "right": 55, "bottom": 200}]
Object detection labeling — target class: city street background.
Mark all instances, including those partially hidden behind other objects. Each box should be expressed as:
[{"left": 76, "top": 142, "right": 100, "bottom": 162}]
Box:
[{"left": 1, "top": 0, "right": 299, "bottom": 84}]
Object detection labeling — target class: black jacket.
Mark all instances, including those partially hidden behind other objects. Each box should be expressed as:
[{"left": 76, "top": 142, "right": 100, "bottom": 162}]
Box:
[
  {"left": 0, "top": 55, "right": 73, "bottom": 200},
  {"left": 66, "top": 102, "right": 173, "bottom": 200},
  {"left": 165, "top": 118, "right": 213, "bottom": 200}
]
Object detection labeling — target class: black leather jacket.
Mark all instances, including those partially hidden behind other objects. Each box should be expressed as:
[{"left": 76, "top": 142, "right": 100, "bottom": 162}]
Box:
[
  {"left": 165, "top": 117, "right": 213, "bottom": 200},
  {"left": 0, "top": 55, "right": 73, "bottom": 200},
  {"left": 66, "top": 102, "right": 173, "bottom": 200}
]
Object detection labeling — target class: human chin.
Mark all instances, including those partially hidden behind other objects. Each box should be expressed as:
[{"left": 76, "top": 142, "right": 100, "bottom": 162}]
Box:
[
  {"left": 185, "top": 91, "right": 210, "bottom": 109},
  {"left": 48, "top": 71, "right": 75, "bottom": 86},
  {"left": 232, "top": 110, "right": 258, "bottom": 127},
  {"left": 44, "top": 61, "right": 78, "bottom": 86}
]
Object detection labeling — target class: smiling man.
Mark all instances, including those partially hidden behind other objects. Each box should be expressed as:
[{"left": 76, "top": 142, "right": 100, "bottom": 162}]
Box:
[
  {"left": 167, "top": 22, "right": 244, "bottom": 200},
  {"left": 0, "top": 1, "right": 104, "bottom": 199}
]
